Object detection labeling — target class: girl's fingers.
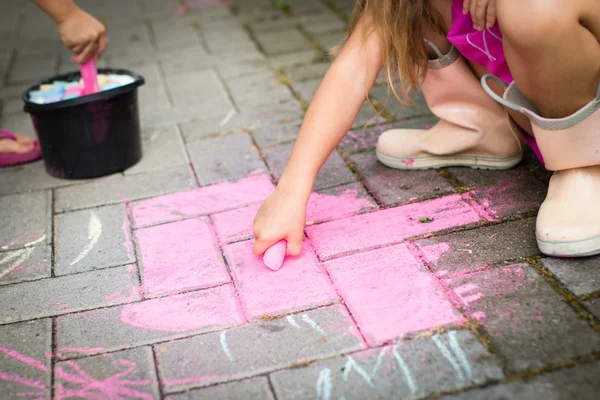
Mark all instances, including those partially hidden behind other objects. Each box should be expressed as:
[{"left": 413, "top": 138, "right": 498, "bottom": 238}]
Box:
[
  {"left": 486, "top": 2, "right": 497, "bottom": 28},
  {"left": 463, "top": 0, "right": 471, "bottom": 15},
  {"left": 285, "top": 231, "right": 303, "bottom": 256},
  {"left": 96, "top": 33, "right": 108, "bottom": 59},
  {"left": 471, "top": 0, "right": 487, "bottom": 30},
  {"left": 74, "top": 41, "right": 96, "bottom": 63},
  {"left": 252, "top": 236, "right": 275, "bottom": 256}
]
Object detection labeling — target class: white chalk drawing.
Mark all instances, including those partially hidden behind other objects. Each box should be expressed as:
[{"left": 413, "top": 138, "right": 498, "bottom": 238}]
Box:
[
  {"left": 466, "top": 28, "right": 502, "bottom": 61},
  {"left": 0, "top": 247, "right": 35, "bottom": 280},
  {"left": 432, "top": 333, "right": 472, "bottom": 381},
  {"left": 70, "top": 212, "right": 102, "bottom": 266},
  {"left": 448, "top": 331, "right": 472, "bottom": 378},
  {"left": 219, "top": 331, "right": 233, "bottom": 361},
  {"left": 316, "top": 368, "right": 332, "bottom": 400},
  {"left": 392, "top": 346, "right": 417, "bottom": 395},
  {"left": 342, "top": 356, "right": 374, "bottom": 387},
  {"left": 302, "top": 314, "right": 327, "bottom": 336},
  {"left": 24, "top": 235, "right": 46, "bottom": 248},
  {"left": 372, "top": 348, "right": 388, "bottom": 375},
  {"left": 286, "top": 315, "right": 302, "bottom": 329},
  {"left": 220, "top": 109, "right": 236, "bottom": 127}
]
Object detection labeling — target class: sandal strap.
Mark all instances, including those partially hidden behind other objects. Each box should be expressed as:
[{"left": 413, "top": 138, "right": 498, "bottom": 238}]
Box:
[{"left": 0, "top": 129, "right": 17, "bottom": 141}]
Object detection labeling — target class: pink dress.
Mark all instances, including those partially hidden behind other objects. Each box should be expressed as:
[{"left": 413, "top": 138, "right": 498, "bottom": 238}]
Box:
[{"left": 446, "top": 0, "right": 543, "bottom": 163}]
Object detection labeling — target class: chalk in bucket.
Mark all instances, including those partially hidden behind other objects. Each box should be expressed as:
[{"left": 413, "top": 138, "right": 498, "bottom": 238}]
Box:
[{"left": 23, "top": 60, "right": 145, "bottom": 180}]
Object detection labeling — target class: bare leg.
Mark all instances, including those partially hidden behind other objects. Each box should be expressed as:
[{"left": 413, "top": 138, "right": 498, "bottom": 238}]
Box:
[{"left": 498, "top": 0, "right": 600, "bottom": 118}]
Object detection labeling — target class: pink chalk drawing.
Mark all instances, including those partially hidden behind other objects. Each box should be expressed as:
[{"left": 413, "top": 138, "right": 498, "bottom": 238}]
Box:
[
  {"left": 120, "top": 285, "right": 244, "bottom": 332},
  {"left": 121, "top": 220, "right": 135, "bottom": 263},
  {"left": 55, "top": 358, "right": 153, "bottom": 399},
  {"left": 401, "top": 159, "right": 415, "bottom": 167}
]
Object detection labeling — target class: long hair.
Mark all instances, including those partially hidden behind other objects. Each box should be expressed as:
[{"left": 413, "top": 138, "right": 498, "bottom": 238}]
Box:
[{"left": 334, "top": 0, "right": 442, "bottom": 104}]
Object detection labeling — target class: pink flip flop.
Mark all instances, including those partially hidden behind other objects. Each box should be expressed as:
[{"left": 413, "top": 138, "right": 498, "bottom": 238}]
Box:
[{"left": 0, "top": 129, "right": 43, "bottom": 167}]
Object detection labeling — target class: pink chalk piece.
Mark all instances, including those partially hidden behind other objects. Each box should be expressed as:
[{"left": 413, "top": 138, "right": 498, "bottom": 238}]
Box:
[
  {"left": 80, "top": 57, "right": 99, "bottom": 96},
  {"left": 263, "top": 240, "right": 287, "bottom": 271},
  {"left": 135, "top": 217, "right": 230, "bottom": 298},
  {"left": 132, "top": 174, "right": 275, "bottom": 228},
  {"left": 307, "top": 194, "right": 483, "bottom": 260},
  {"left": 325, "top": 244, "right": 463, "bottom": 346},
  {"left": 222, "top": 240, "right": 338, "bottom": 319},
  {"left": 120, "top": 285, "right": 244, "bottom": 332}
]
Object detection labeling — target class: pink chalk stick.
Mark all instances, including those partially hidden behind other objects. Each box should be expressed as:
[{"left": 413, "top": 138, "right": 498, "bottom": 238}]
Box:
[
  {"left": 80, "top": 58, "right": 99, "bottom": 95},
  {"left": 263, "top": 240, "right": 287, "bottom": 271}
]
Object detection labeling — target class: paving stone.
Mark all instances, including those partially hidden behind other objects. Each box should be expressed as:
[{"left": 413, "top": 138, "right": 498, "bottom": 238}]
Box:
[
  {"left": 187, "top": 132, "right": 267, "bottom": 185},
  {"left": 54, "top": 347, "right": 160, "bottom": 399},
  {"left": 445, "top": 264, "right": 600, "bottom": 372},
  {"left": 349, "top": 151, "right": 453, "bottom": 206},
  {"left": 448, "top": 167, "right": 547, "bottom": 219},
  {"left": 541, "top": 257, "right": 600, "bottom": 297},
  {"left": 0, "top": 112, "right": 36, "bottom": 138},
  {"left": 353, "top": 103, "right": 387, "bottom": 129},
  {"left": 292, "top": 78, "right": 320, "bottom": 102},
  {"left": 269, "top": 49, "right": 324, "bottom": 68},
  {"left": 326, "top": 244, "right": 462, "bottom": 345},
  {"left": 151, "top": 20, "right": 201, "bottom": 50},
  {"left": 251, "top": 120, "right": 302, "bottom": 147},
  {"left": 8, "top": 51, "right": 58, "bottom": 84},
  {"left": 124, "top": 126, "right": 190, "bottom": 176},
  {"left": 223, "top": 240, "right": 338, "bottom": 319},
  {"left": 0, "top": 319, "right": 52, "bottom": 399},
  {"left": 307, "top": 194, "right": 484, "bottom": 260},
  {"left": 583, "top": 298, "right": 600, "bottom": 319},
  {"left": 217, "top": 58, "right": 272, "bottom": 80},
  {"left": 135, "top": 217, "right": 230, "bottom": 298},
  {"left": 54, "top": 166, "right": 197, "bottom": 213},
  {"left": 164, "top": 69, "right": 230, "bottom": 107},
  {"left": 315, "top": 31, "right": 346, "bottom": 51},
  {"left": 225, "top": 71, "right": 292, "bottom": 105},
  {"left": 255, "top": 28, "right": 313, "bottom": 55},
  {"left": 285, "top": 62, "right": 330, "bottom": 82},
  {"left": 264, "top": 142, "right": 355, "bottom": 190},
  {"left": 442, "top": 361, "right": 600, "bottom": 400},
  {"left": 56, "top": 285, "right": 244, "bottom": 359},
  {"left": 156, "top": 305, "right": 364, "bottom": 393},
  {"left": 55, "top": 204, "right": 134, "bottom": 275},
  {"left": 141, "top": 101, "right": 235, "bottom": 129},
  {"left": 0, "top": 265, "right": 140, "bottom": 324},
  {"left": 0, "top": 161, "right": 85, "bottom": 196},
  {"left": 272, "top": 330, "right": 504, "bottom": 400},
  {"left": 0, "top": 191, "right": 51, "bottom": 250},
  {"left": 369, "top": 86, "right": 431, "bottom": 120},
  {"left": 131, "top": 173, "right": 274, "bottom": 228},
  {"left": 168, "top": 377, "right": 275, "bottom": 400},
  {"left": 416, "top": 218, "right": 540, "bottom": 275},
  {"left": 338, "top": 117, "right": 438, "bottom": 154},
  {"left": 0, "top": 245, "right": 51, "bottom": 285},
  {"left": 137, "top": 85, "right": 172, "bottom": 117},
  {"left": 301, "top": 13, "right": 347, "bottom": 36}
]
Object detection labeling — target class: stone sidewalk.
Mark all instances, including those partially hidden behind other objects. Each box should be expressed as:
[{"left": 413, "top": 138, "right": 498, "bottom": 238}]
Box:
[{"left": 1, "top": 0, "right": 599, "bottom": 399}]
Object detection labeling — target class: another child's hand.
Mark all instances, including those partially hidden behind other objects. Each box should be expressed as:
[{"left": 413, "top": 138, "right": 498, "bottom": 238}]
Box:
[
  {"left": 57, "top": 7, "right": 107, "bottom": 63},
  {"left": 252, "top": 188, "right": 307, "bottom": 257},
  {"left": 463, "top": 0, "right": 497, "bottom": 31}
]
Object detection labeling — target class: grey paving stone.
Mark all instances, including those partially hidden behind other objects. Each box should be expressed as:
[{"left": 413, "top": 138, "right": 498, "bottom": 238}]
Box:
[
  {"left": 8, "top": 51, "right": 58, "bottom": 84},
  {"left": 285, "top": 62, "right": 330, "bottom": 82},
  {"left": 442, "top": 361, "right": 600, "bottom": 400},
  {"left": 0, "top": 191, "right": 51, "bottom": 250},
  {"left": 164, "top": 69, "right": 231, "bottom": 108},
  {"left": 0, "top": 265, "right": 140, "bottom": 324},
  {"left": 301, "top": 13, "right": 347, "bottom": 36},
  {"left": 54, "top": 347, "right": 160, "bottom": 398},
  {"left": 0, "top": 245, "right": 51, "bottom": 286},
  {"left": 255, "top": 28, "right": 313, "bottom": 55},
  {"left": 338, "top": 117, "right": 439, "bottom": 154},
  {"left": 292, "top": 78, "right": 320, "bottom": 102},
  {"left": 157, "top": 305, "right": 364, "bottom": 393},
  {"left": 0, "top": 111, "right": 36, "bottom": 138},
  {"left": 55, "top": 204, "right": 134, "bottom": 275},
  {"left": 187, "top": 132, "right": 267, "bottom": 185},
  {"left": 124, "top": 126, "right": 190, "bottom": 176},
  {"left": 583, "top": 298, "right": 600, "bottom": 319},
  {"left": 54, "top": 166, "right": 197, "bottom": 213},
  {"left": 251, "top": 120, "right": 302, "bottom": 148},
  {"left": 541, "top": 257, "right": 600, "bottom": 297},
  {"left": 353, "top": 103, "right": 387, "bottom": 129},
  {"left": 349, "top": 151, "right": 453, "bottom": 206},
  {"left": 315, "top": 31, "right": 346, "bottom": 51},
  {"left": 217, "top": 58, "right": 272, "bottom": 80},
  {"left": 445, "top": 264, "right": 600, "bottom": 372},
  {"left": 226, "top": 72, "right": 296, "bottom": 108},
  {"left": 271, "top": 330, "right": 503, "bottom": 400},
  {"left": 56, "top": 285, "right": 243, "bottom": 360},
  {"left": 0, "top": 319, "right": 52, "bottom": 399},
  {"left": 269, "top": 49, "right": 324, "bottom": 68},
  {"left": 449, "top": 167, "right": 548, "bottom": 219},
  {"left": 151, "top": 20, "right": 201, "bottom": 50},
  {"left": 169, "top": 377, "right": 275, "bottom": 400},
  {"left": 0, "top": 161, "right": 86, "bottom": 196},
  {"left": 141, "top": 102, "right": 235, "bottom": 129},
  {"left": 264, "top": 142, "right": 355, "bottom": 190},
  {"left": 416, "top": 218, "right": 540, "bottom": 275},
  {"left": 369, "top": 86, "right": 431, "bottom": 121}
]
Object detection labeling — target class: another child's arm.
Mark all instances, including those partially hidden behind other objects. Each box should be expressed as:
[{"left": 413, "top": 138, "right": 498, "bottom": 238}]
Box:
[
  {"left": 252, "top": 13, "right": 383, "bottom": 257},
  {"left": 463, "top": 0, "right": 497, "bottom": 30},
  {"left": 31, "top": 0, "right": 107, "bottom": 63}
]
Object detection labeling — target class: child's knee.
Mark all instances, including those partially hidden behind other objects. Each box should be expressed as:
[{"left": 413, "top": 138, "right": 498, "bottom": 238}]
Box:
[{"left": 497, "top": 0, "right": 572, "bottom": 49}]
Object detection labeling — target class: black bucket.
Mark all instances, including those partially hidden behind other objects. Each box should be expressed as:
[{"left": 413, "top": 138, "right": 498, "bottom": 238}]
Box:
[{"left": 23, "top": 68, "right": 145, "bottom": 179}]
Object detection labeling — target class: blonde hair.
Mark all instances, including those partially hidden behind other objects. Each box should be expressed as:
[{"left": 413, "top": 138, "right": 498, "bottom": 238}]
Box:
[{"left": 333, "top": 0, "right": 442, "bottom": 104}]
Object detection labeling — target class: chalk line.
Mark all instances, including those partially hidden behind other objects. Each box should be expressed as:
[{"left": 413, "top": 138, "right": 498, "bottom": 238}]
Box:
[
  {"left": 316, "top": 368, "right": 332, "bottom": 400},
  {"left": 302, "top": 314, "right": 326, "bottom": 336},
  {"left": 219, "top": 331, "right": 233, "bottom": 361},
  {"left": 392, "top": 347, "right": 417, "bottom": 395},
  {"left": 70, "top": 212, "right": 101, "bottom": 266}
]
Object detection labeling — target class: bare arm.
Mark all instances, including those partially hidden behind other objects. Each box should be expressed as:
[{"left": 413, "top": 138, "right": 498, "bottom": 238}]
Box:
[
  {"left": 31, "top": 0, "right": 107, "bottom": 63},
  {"left": 252, "top": 13, "right": 384, "bottom": 256}
]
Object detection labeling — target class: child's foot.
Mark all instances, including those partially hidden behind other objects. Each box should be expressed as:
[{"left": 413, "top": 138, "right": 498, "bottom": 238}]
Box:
[{"left": 0, "top": 130, "right": 43, "bottom": 167}]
